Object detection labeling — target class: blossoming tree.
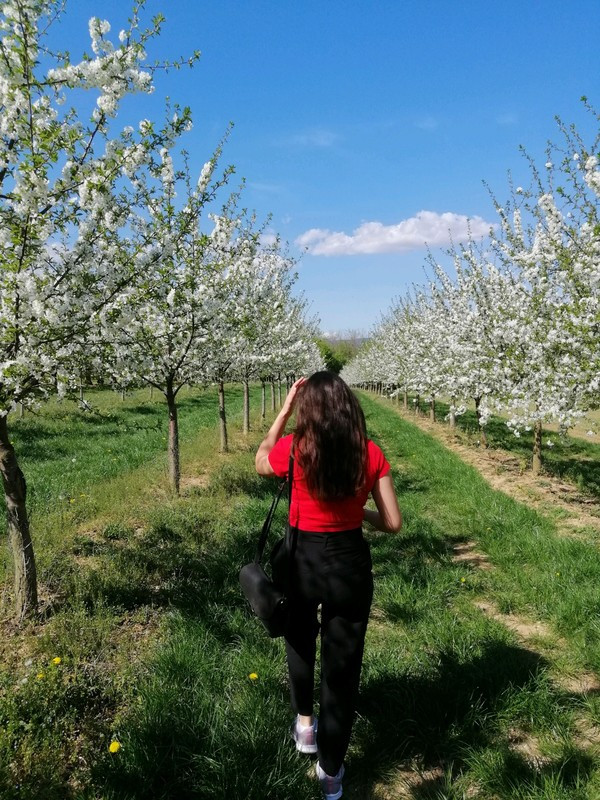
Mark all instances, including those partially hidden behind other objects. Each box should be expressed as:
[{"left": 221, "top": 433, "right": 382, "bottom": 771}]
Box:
[
  {"left": 0, "top": 0, "right": 197, "bottom": 619},
  {"left": 99, "top": 119, "right": 237, "bottom": 493}
]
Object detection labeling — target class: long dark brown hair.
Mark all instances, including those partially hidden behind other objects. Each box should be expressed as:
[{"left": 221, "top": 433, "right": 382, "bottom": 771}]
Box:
[{"left": 293, "top": 371, "right": 367, "bottom": 501}]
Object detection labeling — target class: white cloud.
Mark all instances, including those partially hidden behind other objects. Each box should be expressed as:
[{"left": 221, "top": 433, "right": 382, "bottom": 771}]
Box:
[
  {"left": 288, "top": 128, "right": 339, "bottom": 147},
  {"left": 295, "top": 211, "right": 495, "bottom": 256},
  {"left": 496, "top": 112, "right": 518, "bottom": 126},
  {"left": 415, "top": 116, "right": 438, "bottom": 131}
]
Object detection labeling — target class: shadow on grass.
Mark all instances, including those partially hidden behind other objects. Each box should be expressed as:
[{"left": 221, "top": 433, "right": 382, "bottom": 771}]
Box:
[
  {"left": 370, "top": 524, "right": 449, "bottom": 580},
  {"left": 350, "top": 642, "right": 565, "bottom": 798},
  {"left": 393, "top": 471, "right": 431, "bottom": 495},
  {"left": 69, "top": 499, "right": 279, "bottom": 648},
  {"left": 208, "top": 465, "right": 281, "bottom": 500}
]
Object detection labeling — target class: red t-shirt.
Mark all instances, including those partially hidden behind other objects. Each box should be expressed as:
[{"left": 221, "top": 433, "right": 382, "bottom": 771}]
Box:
[{"left": 267, "top": 434, "right": 391, "bottom": 532}]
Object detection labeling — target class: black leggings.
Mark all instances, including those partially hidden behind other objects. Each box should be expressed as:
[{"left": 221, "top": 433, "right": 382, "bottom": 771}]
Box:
[{"left": 284, "top": 528, "right": 373, "bottom": 776}]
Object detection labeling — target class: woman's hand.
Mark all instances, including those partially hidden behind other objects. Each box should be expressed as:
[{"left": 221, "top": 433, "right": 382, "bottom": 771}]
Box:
[
  {"left": 255, "top": 376, "right": 307, "bottom": 476},
  {"left": 281, "top": 376, "right": 307, "bottom": 419}
]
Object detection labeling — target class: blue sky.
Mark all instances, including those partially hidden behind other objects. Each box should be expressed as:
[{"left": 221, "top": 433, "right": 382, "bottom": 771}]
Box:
[{"left": 54, "top": 0, "right": 599, "bottom": 333}]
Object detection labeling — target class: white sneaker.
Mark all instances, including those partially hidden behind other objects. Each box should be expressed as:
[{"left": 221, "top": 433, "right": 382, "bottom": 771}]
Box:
[
  {"left": 316, "top": 761, "right": 345, "bottom": 800},
  {"left": 290, "top": 715, "right": 318, "bottom": 754}
]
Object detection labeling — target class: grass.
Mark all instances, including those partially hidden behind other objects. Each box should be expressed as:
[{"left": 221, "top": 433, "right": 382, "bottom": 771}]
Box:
[
  {"left": 1, "top": 388, "right": 600, "bottom": 798},
  {"left": 0, "top": 384, "right": 252, "bottom": 604},
  {"left": 3, "top": 385, "right": 234, "bottom": 517},
  {"left": 404, "top": 395, "right": 600, "bottom": 499}
]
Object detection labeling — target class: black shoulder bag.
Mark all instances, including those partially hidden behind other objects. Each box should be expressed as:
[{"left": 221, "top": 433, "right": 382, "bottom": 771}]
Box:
[{"left": 239, "top": 456, "right": 297, "bottom": 638}]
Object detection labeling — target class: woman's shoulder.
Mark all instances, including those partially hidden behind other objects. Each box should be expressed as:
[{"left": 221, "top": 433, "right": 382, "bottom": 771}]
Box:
[
  {"left": 268, "top": 433, "right": 294, "bottom": 477},
  {"left": 273, "top": 433, "right": 293, "bottom": 452},
  {"left": 366, "top": 438, "right": 384, "bottom": 456},
  {"left": 366, "top": 438, "right": 391, "bottom": 476}
]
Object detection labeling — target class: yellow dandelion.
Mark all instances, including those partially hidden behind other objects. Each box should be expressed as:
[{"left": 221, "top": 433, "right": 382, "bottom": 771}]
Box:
[
  {"left": 109, "top": 740, "right": 121, "bottom": 754},
  {"left": 36, "top": 672, "right": 45, "bottom": 680},
  {"left": 80, "top": 493, "right": 86, "bottom": 498},
  {"left": 555, "top": 571, "right": 560, "bottom": 576},
  {"left": 52, "top": 657, "right": 61, "bottom": 665},
  {"left": 460, "top": 577, "right": 466, "bottom": 583},
  {"left": 69, "top": 498, "right": 75, "bottom": 504},
  {"left": 248, "top": 672, "right": 258, "bottom": 681}
]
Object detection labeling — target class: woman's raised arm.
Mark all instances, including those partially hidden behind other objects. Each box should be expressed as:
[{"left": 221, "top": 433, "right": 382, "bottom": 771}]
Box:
[{"left": 255, "top": 377, "right": 306, "bottom": 476}]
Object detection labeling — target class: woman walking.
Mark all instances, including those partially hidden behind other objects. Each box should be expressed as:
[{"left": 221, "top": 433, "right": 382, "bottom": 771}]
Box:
[{"left": 255, "top": 371, "right": 402, "bottom": 799}]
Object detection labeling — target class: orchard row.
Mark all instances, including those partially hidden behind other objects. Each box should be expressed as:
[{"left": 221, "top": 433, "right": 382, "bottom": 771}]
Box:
[
  {"left": 343, "top": 105, "right": 600, "bottom": 473},
  {"left": 0, "top": 2, "right": 322, "bottom": 620}
]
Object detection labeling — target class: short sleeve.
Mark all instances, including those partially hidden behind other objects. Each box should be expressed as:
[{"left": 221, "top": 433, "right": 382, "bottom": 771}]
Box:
[
  {"left": 368, "top": 440, "right": 391, "bottom": 481},
  {"left": 267, "top": 434, "right": 293, "bottom": 478}
]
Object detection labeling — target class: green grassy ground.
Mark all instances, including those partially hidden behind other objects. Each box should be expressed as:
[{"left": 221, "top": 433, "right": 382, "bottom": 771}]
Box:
[
  {"left": 1, "top": 388, "right": 599, "bottom": 799},
  {"left": 405, "top": 395, "right": 600, "bottom": 499},
  {"left": 1, "top": 385, "right": 249, "bottom": 593}
]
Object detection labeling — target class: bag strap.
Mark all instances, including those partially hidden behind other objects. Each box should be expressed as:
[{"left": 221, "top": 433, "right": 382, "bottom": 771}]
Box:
[
  {"left": 254, "top": 452, "right": 298, "bottom": 564},
  {"left": 254, "top": 477, "right": 286, "bottom": 563},
  {"left": 286, "top": 453, "right": 298, "bottom": 585}
]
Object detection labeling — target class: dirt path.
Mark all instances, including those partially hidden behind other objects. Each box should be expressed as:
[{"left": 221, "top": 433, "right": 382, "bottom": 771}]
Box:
[{"left": 383, "top": 401, "right": 600, "bottom": 539}]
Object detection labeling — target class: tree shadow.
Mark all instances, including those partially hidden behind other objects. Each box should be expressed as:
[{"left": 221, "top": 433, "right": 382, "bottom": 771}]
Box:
[
  {"left": 70, "top": 495, "right": 285, "bottom": 648},
  {"left": 209, "top": 467, "right": 282, "bottom": 500},
  {"left": 348, "top": 642, "right": 557, "bottom": 797},
  {"left": 368, "top": 514, "right": 450, "bottom": 579},
  {"left": 393, "top": 472, "right": 431, "bottom": 495},
  {"left": 121, "top": 404, "right": 160, "bottom": 416}
]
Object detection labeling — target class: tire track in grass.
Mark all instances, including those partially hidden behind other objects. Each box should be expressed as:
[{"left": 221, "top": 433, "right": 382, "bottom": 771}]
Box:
[
  {"left": 362, "top": 392, "right": 600, "bottom": 666},
  {"left": 380, "top": 398, "right": 600, "bottom": 540},
  {"left": 370, "top": 395, "right": 600, "bottom": 674}
]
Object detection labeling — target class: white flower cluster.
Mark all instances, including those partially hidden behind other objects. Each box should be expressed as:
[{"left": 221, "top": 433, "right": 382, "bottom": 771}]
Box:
[
  {"left": 47, "top": 16, "right": 152, "bottom": 120},
  {"left": 0, "top": 1, "right": 174, "bottom": 416}
]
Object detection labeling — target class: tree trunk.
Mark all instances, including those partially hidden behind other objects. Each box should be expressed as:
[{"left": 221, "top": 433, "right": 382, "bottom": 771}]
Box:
[
  {"left": 277, "top": 378, "right": 282, "bottom": 409},
  {"left": 121, "top": 389, "right": 125, "bottom": 401},
  {"left": 403, "top": 390, "right": 408, "bottom": 410},
  {"left": 449, "top": 396, "right": 456, "bottom": 429},
  {"left": 218, "top": 380, "right": 228, "bottom": 453},
  {"left": 270, "top": 379, "right": 276, "bottom": 413},
  {"left": 261, "top": 381, "right": 266, "bottom": 423},
  {"left": 0, "top": 416, "right": 38, "bottom": 621},
  {"left": 166, "top": 382, "right": 180, "bottom": 494},
  {"left": 474, "top": 396, "right": 488, "bottom": 448},
  {"left": 415, "top": 394, "right": 420, "bottom": 416},
  {"left": 429, "top": 396, "right": 435, "bottom": 422},
  {"left": 79, "top": 382, "right": 84, "bottom": 402},
  {"left": 532, "top": 420, "right": 543, "bottom": 475},
  {"left": 19, "top": 403, "right": 24, "bottom": 419},
  {"left": 243, "top": 378, "right": 250, "bottom": 435}
]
